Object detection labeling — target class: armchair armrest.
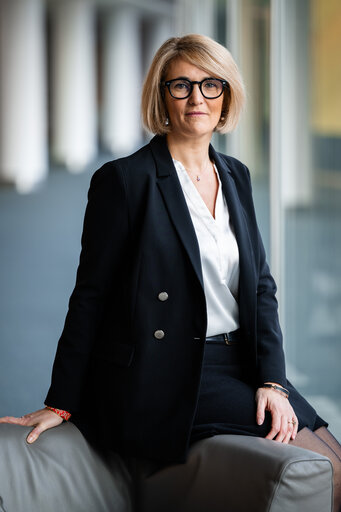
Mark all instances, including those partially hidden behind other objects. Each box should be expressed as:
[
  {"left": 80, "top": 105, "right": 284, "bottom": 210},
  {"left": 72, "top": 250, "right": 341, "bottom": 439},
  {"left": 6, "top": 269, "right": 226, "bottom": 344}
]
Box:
[
  {"left": 0, "top": 422, "right": 133, "bottom": 512},
  {"left": 139, "top": 434, "right": 333, "bottom": 512}
]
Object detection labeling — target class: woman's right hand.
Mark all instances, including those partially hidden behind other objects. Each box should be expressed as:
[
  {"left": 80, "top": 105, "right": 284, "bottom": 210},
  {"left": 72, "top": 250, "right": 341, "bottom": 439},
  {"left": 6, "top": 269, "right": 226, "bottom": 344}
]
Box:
[{"left": 0, "top": 408, "right": 63, "bottom": 444}]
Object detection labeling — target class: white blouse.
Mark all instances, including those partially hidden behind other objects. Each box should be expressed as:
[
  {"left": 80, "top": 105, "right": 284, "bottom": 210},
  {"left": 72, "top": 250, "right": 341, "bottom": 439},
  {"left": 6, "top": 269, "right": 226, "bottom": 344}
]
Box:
[{"left": 173, "top": 159, "right": 240, "bottom": 336}]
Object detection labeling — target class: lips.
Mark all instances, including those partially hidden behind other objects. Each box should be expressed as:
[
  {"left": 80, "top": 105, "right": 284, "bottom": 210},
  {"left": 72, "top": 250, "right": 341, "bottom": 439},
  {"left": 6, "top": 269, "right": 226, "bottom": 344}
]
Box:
[{"left": 185, "top": 111, "right": 207, "bottom": 116}]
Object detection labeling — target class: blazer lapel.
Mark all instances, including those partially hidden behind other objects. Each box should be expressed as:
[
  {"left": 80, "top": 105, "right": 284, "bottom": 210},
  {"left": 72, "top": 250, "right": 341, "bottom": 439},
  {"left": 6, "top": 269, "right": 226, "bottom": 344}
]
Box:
[
  {"left": 150, "top": 135, "right": 205, "bottom": 291},
  {"left": 209, "top": 145, "right": 256, "bottom": 322}
]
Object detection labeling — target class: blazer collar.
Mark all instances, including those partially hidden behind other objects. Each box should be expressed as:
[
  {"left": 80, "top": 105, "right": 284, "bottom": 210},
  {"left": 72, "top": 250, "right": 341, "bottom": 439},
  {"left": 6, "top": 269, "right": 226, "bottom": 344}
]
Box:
[{"left": 150, "top": 134, "right": 176, "bottom": 177}]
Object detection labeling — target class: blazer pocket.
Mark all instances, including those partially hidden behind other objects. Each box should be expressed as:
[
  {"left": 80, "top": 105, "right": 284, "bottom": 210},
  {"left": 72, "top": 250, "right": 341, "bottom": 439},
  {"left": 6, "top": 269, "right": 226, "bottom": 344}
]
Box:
[{"left": 96, "top": 341, "right": 136, "bottom": 368}]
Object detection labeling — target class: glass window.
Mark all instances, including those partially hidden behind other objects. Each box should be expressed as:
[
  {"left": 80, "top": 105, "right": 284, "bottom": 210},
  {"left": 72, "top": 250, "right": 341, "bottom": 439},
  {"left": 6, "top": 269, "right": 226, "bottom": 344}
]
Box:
[
  {"left": 223, "top": 0, "right": 271, "bottom": 254},
  {"left": 284, "top": 0, "right": 341, "bottom": 437},
  {"left": 222, "top": 0, "right": 341, "bottom": 438}
]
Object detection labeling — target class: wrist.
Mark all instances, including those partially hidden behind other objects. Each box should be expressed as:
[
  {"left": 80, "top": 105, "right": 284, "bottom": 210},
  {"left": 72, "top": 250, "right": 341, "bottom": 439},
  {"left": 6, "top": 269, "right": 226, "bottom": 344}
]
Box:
[
  {"left": 44, "top": 405, "right": 71, "bottom": 421},
  {"left": 262, "top": 383, "right": 289, "bottom": 399}
]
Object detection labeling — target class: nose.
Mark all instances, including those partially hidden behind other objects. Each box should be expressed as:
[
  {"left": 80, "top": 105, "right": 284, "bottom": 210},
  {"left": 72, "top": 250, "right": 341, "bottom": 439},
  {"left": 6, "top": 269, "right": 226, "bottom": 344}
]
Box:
[{"left": 188, "top": 83, "right": 204, "bottom": 104}]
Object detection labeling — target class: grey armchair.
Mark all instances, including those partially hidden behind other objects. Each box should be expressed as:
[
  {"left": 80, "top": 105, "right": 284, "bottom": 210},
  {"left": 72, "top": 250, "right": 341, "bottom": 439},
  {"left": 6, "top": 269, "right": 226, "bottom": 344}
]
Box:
[{"left": 0, "top": 422, "right": 333, "bottom": 512}]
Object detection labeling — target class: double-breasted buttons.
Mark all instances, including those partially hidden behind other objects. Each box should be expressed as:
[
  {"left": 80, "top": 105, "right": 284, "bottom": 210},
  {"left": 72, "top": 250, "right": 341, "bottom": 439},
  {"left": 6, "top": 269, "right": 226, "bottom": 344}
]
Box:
[
  {"left": 154, "top": 330, "right": 165, "bottom": 340},
  {"left": 154, "top": 292, "right": 167, "bottom": 339},
  {"left": 158, "top": 291, "right": 168, "bottom": 301}
]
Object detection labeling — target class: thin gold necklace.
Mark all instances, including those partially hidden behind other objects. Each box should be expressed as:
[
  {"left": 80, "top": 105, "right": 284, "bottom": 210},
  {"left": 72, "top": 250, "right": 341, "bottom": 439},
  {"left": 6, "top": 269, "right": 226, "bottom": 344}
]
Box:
[{"left": 185, "top": 159, "right": 213, "bottom": 182}]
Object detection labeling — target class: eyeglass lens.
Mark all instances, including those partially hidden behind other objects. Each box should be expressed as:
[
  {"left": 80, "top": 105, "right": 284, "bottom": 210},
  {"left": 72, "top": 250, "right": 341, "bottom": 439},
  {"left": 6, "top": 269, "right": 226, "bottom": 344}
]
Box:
[{"left": 169, "top": 79, "right": 224, "bottom": 99}]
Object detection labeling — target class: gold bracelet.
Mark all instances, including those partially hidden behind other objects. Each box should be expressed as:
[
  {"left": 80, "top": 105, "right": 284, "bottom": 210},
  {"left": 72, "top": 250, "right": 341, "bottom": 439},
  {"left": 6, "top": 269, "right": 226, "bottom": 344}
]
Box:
[{"left": 262, "top": 383, "right": 289, "bottom": 399}]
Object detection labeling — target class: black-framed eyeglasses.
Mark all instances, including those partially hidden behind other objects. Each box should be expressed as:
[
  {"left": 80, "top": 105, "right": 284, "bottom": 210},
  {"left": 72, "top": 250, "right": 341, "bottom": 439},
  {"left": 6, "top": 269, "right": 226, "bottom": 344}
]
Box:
[{"left": 161, "top": 77, "right": 228, "bottom": 99}]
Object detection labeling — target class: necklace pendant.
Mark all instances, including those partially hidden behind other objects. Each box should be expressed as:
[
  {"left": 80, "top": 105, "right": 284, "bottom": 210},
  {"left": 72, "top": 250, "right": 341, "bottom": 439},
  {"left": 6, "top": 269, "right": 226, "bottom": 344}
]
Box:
[{"left": 196, "top": 175, "right": 200, "bottom": 182}]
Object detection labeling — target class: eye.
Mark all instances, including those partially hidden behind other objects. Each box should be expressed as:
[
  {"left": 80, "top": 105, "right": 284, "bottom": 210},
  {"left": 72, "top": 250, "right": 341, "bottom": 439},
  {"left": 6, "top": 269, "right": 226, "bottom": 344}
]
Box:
[
  {"left": 173, "top": 80, "right": 190, "bottom": 91},
  {"left": 203, "top": 80, "right": 220, "bottom": 90}
]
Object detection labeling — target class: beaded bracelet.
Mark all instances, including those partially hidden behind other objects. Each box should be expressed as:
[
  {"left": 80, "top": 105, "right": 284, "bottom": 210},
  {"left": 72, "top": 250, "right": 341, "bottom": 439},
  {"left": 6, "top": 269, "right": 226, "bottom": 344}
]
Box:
[
  {"left": 262, "top": 383, "right": 289, "bottom": 399},
  {"left": 45, "top": 406, "right": 71, "bottom": 421}
]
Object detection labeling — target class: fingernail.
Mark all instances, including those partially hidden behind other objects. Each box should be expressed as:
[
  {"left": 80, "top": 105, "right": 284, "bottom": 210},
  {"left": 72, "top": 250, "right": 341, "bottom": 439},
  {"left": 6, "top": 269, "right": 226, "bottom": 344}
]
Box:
[
  {"left": 257, "top": 419, "right": 262, "bottom": 425},
  {"left": 27, "top": 436, "right": 34, "bottom": 443}
]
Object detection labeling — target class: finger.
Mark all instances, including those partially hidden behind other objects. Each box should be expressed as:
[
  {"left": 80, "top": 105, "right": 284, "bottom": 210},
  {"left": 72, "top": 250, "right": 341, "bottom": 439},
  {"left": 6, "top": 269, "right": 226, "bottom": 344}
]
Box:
[
  {"left": 256, "top": 397, "right": 266, "bottom": 426},
  {"left": 283, "top": 431, "right": 291, "bottom": 444},
  {"left": 283, "top": 421, "right": 293, "bottom": 444},
  {"left": 0, "top": 409, "right": 44, "bottom": 425},
  {"left": 291, "top": 417, "right": 299, "bottom": 440},
  {"left": 274, "top": 415, "right": 288, "bottom": 443},
  {"left": 26, "top": 426, "right": 43, "bottom": 444},
  {"left": 0, "top": 416, "right": 28, "bottom": 425},
  {"left": 265, "top": 417, "right": 281, "bottom": 440}
]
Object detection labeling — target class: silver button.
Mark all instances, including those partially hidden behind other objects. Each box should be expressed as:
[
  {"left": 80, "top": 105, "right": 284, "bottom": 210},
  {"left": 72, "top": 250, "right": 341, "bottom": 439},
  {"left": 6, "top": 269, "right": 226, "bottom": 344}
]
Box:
[
  {"left": 154, "top": 329, "right": 165, "bottom": 340},
  {"left": 158, "top": 292, "right": 169, "bottom": 302}
]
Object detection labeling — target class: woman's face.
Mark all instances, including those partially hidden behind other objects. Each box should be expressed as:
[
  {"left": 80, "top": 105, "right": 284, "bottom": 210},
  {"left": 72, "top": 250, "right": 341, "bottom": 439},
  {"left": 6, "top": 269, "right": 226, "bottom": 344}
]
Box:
[{"left": 163, "top": 57, "right": 225, "bottom": 140}]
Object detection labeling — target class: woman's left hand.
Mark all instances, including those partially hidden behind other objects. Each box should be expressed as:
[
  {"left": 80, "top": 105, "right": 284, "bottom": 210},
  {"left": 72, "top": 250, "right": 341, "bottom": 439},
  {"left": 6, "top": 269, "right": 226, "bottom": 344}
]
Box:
[{"left": 255, "top": 384, "right": 298, "bottom": 443}]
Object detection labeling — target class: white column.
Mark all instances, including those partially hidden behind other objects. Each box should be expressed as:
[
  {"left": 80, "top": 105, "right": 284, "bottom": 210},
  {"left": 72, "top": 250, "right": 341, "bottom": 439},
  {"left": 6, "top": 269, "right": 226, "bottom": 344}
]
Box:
[
  {"left": 176, "top": 0, "right": 215, "bottom": 38},
  {"left": 270, "top": 0, "right": 312, "bottom": 284},
  {"left": 285, "top": 0, "right": 312, "bottom": 209},
  {"left": 101, "top": 6, "right": 142, "bottom": 156},
  {"left": 225, "top": 0, "right": 244, "bottom": 159},
  {"left": 271, "top": 0, "right": 312, "bottom": 210},
  {"left": 50, "top": 0, "right": 97, "bottom": 172},
  {"left": 0, "top": 0, "right": 47, "bottom": 193},
  {"left": 175, "top": 0, "right": 215, "bottom": 37},
  {"left": 144, "top": 16, "right": 173, "bottom": 70}
]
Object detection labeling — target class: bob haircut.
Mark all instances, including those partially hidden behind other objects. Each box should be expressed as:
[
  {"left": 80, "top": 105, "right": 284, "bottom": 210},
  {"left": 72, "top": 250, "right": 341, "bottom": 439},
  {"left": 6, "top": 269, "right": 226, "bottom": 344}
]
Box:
[{"left": 141, "top": 34, "right": 245, "bottom": 135}]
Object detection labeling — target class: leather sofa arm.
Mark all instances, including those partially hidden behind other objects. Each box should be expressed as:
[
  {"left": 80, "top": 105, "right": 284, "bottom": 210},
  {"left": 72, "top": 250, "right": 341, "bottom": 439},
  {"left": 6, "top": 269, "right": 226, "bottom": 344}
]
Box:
[
  {"left": 139, "top": 434, "right": 333, "bottom": 512},
  {"left": 0, "top": 423, "right": 133, "bottom": 512},
  {"left": 0, "top": 423, "right": 333, "bottom": 512}
]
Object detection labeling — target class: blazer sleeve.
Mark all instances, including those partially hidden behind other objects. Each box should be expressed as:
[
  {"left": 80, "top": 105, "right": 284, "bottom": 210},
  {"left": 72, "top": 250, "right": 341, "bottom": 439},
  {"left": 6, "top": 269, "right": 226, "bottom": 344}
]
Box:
[
  {"left": 255, "top": 227, "right": 287, "bottom": 387},
  {"left": 243, "top": 164, "right": 287, "bottom": 388},
  {"left": 45, "top": 161, "right": 130, "bottom": 412}
]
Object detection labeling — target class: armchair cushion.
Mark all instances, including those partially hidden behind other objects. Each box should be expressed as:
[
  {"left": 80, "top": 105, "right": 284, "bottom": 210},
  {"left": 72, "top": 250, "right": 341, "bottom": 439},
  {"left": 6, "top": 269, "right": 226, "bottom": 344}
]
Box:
[
  {"left": 139, "top": 434, "right": 333, "bottom": 512},
  {"left": 0, "top": 423, "right": 333, "bottom": 512},
  {"left": 0, "top": 422, "right": 133, "bottom": 512}
]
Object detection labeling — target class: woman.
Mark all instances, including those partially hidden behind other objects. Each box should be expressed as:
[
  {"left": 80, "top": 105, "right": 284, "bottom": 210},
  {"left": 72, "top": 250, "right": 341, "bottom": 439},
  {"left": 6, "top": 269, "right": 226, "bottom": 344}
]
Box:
[{"left": 1, "top": 34, "right": 340, "bottom": 509}]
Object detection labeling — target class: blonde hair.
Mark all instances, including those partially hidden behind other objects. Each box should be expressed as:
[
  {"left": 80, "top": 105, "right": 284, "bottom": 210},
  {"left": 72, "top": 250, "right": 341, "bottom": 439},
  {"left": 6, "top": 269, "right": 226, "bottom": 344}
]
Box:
[{"left": 141, "top": 34, "right": 245, "bottom": 135}]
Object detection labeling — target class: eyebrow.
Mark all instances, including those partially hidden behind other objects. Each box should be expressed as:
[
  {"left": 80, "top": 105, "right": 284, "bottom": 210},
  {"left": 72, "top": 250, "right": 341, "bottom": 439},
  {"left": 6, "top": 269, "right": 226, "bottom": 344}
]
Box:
[{"left": 170, "top": 76, "right": 215, "bottom": 81}]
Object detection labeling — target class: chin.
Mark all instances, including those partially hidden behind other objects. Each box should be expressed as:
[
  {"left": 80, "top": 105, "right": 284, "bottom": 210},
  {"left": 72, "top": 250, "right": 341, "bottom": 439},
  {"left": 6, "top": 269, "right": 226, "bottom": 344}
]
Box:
[
  {"left": 187, "top": 127, "right": 215, "bottom": 138},
  {"left": 188, "top": 120, "right": 218, "bottom": 133}
]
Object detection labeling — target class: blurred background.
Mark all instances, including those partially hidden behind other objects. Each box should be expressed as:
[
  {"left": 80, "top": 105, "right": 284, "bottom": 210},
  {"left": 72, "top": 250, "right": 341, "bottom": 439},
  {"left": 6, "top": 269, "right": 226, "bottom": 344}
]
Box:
[{"left": 0, "top": 0, "right": 340, "bottom": 439}]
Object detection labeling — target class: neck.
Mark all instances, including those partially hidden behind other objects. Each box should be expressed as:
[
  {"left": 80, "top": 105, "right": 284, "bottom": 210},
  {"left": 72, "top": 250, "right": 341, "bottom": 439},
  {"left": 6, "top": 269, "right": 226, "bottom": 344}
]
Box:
[{"left": 166, "top": 132, "right": 212, "bottom": 170}]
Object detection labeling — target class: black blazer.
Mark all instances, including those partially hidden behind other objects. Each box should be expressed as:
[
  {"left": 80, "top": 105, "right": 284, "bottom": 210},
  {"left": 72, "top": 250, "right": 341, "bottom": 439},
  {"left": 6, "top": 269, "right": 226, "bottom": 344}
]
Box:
[{"left": 46, "top": 134, "right": 286, "bottom": 464}]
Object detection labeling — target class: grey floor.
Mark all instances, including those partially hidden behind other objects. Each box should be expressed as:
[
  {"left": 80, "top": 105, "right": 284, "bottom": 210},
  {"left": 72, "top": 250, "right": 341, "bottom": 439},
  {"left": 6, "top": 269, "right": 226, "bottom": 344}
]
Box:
[{"left": 0, "top": 156, "right": 340, "bottom": 439}]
